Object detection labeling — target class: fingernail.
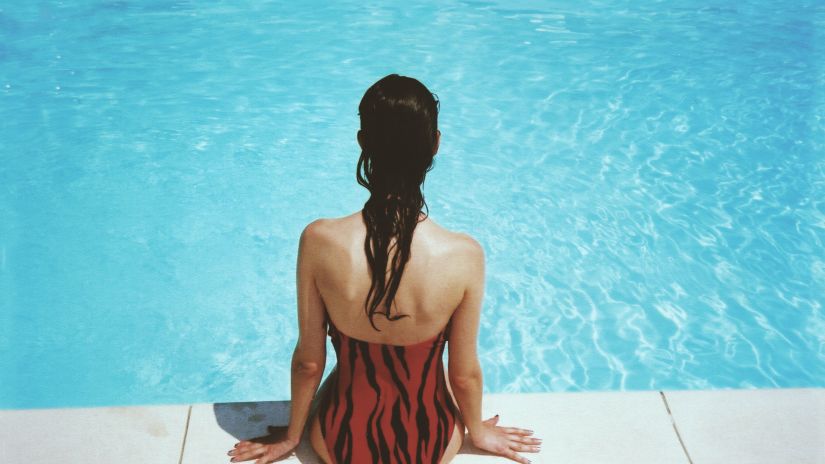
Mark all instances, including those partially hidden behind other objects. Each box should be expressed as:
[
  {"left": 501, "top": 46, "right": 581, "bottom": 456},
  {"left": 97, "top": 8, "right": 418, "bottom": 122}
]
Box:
[{"left": 495, "top": 414, "right": 499, "bottom": 417}]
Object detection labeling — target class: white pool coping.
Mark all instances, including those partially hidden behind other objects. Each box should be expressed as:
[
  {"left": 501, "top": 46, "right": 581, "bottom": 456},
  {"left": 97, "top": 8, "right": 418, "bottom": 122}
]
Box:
[{"left": 1, "top": 388, "right": 823, "bottom": 463}]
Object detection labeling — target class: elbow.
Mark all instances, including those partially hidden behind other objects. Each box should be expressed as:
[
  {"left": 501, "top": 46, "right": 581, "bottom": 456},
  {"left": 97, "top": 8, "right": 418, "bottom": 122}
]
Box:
[
  {"left": 449, "top": 368, "right": 482, "bottom": 391},
  {"left": 292, "top": 360, "right": 323, "bottom": 378}
]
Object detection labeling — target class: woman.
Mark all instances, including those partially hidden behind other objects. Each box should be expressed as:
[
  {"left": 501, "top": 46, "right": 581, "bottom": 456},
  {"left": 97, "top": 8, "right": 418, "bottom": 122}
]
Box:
[{"left": 228, "top": 74, "right": 541, "bottom": 464}]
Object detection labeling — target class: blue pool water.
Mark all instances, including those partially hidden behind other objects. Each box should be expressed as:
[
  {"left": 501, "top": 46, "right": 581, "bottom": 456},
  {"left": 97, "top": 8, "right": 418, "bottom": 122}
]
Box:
[{"left": 1, "top": 1, "right": 823, "bottom": 409}]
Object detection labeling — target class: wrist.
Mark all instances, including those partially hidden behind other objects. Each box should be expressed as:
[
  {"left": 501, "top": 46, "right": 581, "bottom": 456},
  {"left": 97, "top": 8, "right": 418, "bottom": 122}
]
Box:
[
  {"left": 285, "top": 431, "right": 302, "bottom": 447},
  {"left": 465, "top": 421, "right": 484, "bottom": 442}
]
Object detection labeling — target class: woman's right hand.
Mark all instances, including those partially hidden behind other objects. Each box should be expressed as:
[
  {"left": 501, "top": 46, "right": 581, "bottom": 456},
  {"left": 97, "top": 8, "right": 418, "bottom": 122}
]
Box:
[{"left": 470, "top": 415, "right": 542, "bottom": 464}]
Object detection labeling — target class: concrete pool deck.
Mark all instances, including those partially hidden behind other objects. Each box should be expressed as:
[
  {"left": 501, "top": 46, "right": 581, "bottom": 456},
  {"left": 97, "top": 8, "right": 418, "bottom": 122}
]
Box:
[{"left": 1, "top": 388, "right": 822, "bottom": 463}]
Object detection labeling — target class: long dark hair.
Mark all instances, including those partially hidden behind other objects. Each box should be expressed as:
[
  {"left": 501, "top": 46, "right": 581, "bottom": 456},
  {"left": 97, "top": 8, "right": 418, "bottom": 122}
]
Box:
[{"left": 356, "top": 74, "right": 440, "bottom": 331}]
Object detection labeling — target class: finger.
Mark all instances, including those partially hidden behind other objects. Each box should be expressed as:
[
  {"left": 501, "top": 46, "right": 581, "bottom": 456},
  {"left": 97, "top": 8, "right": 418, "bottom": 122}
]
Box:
[
  {"left": 231, "top": 444, "right": 265, "bottom": 461},
  {"left": 511, "top": 435, "right": 542, "bottom": 445},
  {"left": 509, "top": 442, "right": 541, "bottom": 453},
  {"left": 234, "top": 440, "right": 260, "bottom": 451},
  {"left": 502, "top": 447, "right": 531, "bottom": 464},
  {"left": 229, "top": 442, "right": 260, "bottom": 454},
  {"left": 483, "top": 414, "right": 500, "bottom": 425},
  {"left": 500, "top": 426, "right": 534, "bottom": 436}
]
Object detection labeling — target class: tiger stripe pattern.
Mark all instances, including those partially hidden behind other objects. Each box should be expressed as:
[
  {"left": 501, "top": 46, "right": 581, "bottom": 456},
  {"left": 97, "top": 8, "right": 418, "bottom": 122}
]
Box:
[{"left": 318, "top": 321, "right": 457, "bottom": 464}]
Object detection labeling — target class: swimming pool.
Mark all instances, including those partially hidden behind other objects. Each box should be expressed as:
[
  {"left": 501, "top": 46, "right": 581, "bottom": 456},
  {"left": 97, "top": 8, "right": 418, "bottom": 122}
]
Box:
[{"left": 1, "top": 1, "right": 823, "bottom": 409}]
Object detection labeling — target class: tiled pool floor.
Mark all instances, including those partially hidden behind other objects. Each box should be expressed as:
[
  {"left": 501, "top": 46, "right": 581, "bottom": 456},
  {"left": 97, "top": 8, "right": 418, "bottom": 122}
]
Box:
[{"left": 1, "top": 388, "right": 822, "bottom": 463}]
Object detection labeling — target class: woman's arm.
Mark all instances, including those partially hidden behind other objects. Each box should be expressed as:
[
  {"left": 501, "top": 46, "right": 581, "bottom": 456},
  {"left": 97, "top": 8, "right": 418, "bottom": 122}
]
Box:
[
  {"left": 447, "top": 236, "right": 486, "bottom": 437},
  {"left": 285, "top": 221, "right": 328, "bottom": 443},
  {"left": 447, "top": 236, "right": 541, "bottom": 464},
  {"left": 229, "top": 221, "right": 328, "bottom": 463}
]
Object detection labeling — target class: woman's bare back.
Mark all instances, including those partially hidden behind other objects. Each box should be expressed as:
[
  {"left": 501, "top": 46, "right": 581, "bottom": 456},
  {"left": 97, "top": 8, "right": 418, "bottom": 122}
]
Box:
[{"left": 308, "top": 210, "right": 477, "bottom": 345}]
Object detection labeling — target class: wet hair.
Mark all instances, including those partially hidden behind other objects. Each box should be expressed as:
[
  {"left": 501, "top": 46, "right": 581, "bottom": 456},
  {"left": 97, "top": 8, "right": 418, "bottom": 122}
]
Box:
[{"left": 356, "top": 74, "right": 440, "bottom": 331}]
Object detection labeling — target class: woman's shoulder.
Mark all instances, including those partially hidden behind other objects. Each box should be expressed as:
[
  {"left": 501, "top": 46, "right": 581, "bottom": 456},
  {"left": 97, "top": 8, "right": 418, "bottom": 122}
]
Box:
[
  {"left": 300, "top": 217, "right": 329, "bottom": 242},
  {"left": 422, "top": 218, "right": 485, "bottom": 260},
  {"left": 303, "top": 211, "right": 358, "bottom": 231},
  {"left": 300, "top": 212, "right": 361, "bottom": 246}
]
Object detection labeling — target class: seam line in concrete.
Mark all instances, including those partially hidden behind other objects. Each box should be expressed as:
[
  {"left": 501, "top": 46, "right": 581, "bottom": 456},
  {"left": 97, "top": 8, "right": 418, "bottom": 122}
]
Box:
[
  {"left": 659, "top": 391, "right": 694, "bottom": 464},
  {"left": 178, "top": 405, "right": 193, "bottom": 464}
]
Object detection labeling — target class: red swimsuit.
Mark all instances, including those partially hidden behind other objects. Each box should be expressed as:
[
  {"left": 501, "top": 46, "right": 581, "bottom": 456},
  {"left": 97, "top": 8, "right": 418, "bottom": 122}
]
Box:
[{"left": 318, "top": 319, "right": 458, "bottom": 464}]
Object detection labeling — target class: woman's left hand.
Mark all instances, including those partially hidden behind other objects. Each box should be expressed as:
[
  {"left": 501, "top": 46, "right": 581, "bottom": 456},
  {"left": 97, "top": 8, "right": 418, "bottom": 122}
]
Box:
[{"left": 227, "top": 426, "right": 299, "bottom": 464}]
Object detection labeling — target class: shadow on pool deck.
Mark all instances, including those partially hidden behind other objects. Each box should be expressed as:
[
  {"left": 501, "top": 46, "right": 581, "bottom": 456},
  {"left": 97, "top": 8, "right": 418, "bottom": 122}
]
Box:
[{"left": 211, "top": 400, "right": 317, "bottom": 463}]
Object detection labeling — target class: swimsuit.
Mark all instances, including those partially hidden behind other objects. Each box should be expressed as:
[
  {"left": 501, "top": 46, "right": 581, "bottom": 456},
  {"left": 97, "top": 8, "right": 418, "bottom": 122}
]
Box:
[{"left": 317, "top": 318, "right": 458, "bottom": 464}]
